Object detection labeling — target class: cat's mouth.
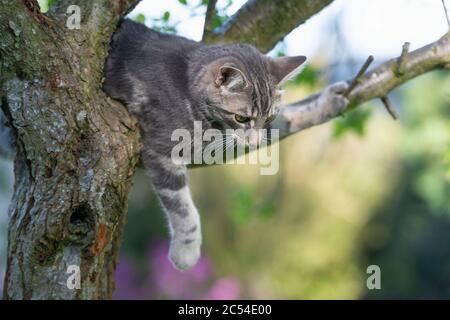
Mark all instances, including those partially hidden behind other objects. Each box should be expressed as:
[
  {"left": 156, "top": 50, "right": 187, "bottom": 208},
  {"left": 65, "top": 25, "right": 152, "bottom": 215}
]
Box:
[{"left": 210, "top": 120, "right": 226, "bottom": 131}]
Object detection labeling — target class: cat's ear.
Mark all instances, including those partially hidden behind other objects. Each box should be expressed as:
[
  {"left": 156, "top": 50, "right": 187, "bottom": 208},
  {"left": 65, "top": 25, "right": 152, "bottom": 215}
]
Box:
[
  {"left": 215, "top": 65, "right": 248, "bottom": 91},
  {"left": 269, "top": 55, "right": 307, "bottom": 85}
]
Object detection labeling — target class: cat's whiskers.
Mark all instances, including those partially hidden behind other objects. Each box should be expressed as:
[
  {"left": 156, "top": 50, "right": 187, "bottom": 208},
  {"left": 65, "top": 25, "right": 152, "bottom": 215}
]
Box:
[
  {"left": 204, "top": 138, "right": 224, "bottom": 154},
  {"left": 223, "top": 137, "right": 237, "bottom": 162},
  {"left": 232, "top": 133, "right": 246, "bottom": 146}
]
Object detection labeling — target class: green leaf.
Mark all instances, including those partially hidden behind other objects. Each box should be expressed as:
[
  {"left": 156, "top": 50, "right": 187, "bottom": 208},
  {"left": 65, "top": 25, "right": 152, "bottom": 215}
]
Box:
[
  {"left": 212, "top": 14, "right": 228, "bottom": 29},
  {"left": 178, "top": 0, "right": 188, "bottom": 5},
  {"left": 37, "top": 0, "right": 56, "bottom": 12},
  {"left": 162, "top": 11, "right": 171, "bottom": 22},
  {"left": 332, "top": 107, "right": 372, "bottom": 139},
  {"left": 231, "top": 187, "right": 255, "bottom": 226},
  {"left": 290, "top": 64, "right": 318, "bottom": 87},
  {"left": 260, "top": 203, "right": 275, "bottom": 217},
  {"left": 133, "top": 14, "right": 146, "bottom": 24}
]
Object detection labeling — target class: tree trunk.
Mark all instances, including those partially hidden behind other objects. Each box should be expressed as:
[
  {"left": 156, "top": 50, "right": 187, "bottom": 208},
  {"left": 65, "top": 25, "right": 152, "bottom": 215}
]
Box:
[{"left": 1, "top": 0, "right": 140, "bottom": 299}]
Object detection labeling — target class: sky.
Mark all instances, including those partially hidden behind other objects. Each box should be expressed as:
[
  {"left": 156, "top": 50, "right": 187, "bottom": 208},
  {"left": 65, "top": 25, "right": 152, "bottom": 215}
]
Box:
[{"left": 130, "top": 0, "right": 450, "bottom": 60}]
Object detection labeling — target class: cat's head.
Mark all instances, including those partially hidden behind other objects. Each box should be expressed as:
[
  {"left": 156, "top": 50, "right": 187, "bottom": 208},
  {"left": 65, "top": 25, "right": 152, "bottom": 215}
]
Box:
[{"left": 196, "top": 44, "right": 306, "bottom": 147}]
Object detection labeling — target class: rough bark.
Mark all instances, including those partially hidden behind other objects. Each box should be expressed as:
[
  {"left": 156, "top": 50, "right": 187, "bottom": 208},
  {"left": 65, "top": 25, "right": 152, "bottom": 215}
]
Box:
[
  {"left": 203, "top": 0, "right": 334, "bottom": 52},
  {"left": 1, "top": 0, "right": 140, "bottom": 299},
  {"left": 202, "top": 0, "right": 218, "bottom": 42}
]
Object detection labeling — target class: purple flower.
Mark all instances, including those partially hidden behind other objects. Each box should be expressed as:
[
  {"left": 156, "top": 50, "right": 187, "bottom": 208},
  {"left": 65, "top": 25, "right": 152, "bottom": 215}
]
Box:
[
  {"left": 206, "top": 277, "right": 241, "bottom": 300},
  {"left": 112, "top": 239, "right": 241, "bottom": 300},
  {"left": 148, "top": 241, "right": 212, "bottom": 299},
  {"left": 113, "top": 255, "right": 149, "bottom": 299}
]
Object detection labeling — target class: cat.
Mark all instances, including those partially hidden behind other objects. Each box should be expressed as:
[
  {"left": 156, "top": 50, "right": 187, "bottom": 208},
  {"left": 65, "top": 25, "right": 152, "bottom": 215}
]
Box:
[
  {"left": 102, "top": 19, "right": 350, "bottom": 270},
  {"left": 0, "top": 18, "right": 350, "bottom": 271}
]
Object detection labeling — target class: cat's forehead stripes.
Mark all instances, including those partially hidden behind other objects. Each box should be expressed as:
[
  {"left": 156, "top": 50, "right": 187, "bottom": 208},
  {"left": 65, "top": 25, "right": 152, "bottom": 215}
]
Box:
[{"left": 249, "top": 72, "right": 275, "bottom": 117}]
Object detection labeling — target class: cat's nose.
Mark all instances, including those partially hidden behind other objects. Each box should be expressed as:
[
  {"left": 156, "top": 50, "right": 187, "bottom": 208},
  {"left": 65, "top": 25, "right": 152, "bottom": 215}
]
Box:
[{"left": 245, "top": 129, "right": 263, "bottom": 147}]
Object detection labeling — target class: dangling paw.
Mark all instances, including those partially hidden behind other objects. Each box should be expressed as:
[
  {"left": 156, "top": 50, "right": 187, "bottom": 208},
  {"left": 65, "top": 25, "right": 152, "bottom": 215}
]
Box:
[{"left": 169, "top": 238, "right": 201, "bottom": 271}]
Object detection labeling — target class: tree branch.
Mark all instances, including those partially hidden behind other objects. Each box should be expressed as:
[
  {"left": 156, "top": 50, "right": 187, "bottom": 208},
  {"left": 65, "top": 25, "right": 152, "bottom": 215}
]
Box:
[
  {"left": 202, "top": 0, "right": 218, "bottom": 42},
  {"left": 442, "top": 0, "right": 450, "bottom": 29},
  {"left": 204, "top": 0, "right": 334, "bottom": 52},
  {"left": 275, "top": 31, "right": 450, "bottom": 139}
]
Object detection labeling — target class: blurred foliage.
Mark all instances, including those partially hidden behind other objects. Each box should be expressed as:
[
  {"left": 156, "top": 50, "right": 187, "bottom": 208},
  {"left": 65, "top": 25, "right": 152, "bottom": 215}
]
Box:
[
  {"left": 333, "top": 105, "right": 373, "bottom": 139},
  {"left": 272, "top": 41, "right": 288, "bottom": 57},
  {"left": 290, "top": 64, "right": 320, "bottom": 88},
  {"left": 37, "top": 0, "right": 56, "bottom": 13},
  {"left": 230, "top": 184, "right": 277, "bottom": 226},
  {"left": 400, "top": 72, "right": 450, "bottom": 214},
  {"left": 133, "top": 13, "right": 146, "bottom": 25},
  {"left": 210, "top": 0, "right": 234, "bottom": 29},
  {"left": 359, "top": 72, "right": 450, "bottom": 299},
  {"left": 143, "top": 10, "right": 178, "bottom": 34},
  {"left": 196, "top": 0, "right": 234, "bottom": 29},
  {"left": 130, "top": 0, "right": 234, "bottom": 35}
]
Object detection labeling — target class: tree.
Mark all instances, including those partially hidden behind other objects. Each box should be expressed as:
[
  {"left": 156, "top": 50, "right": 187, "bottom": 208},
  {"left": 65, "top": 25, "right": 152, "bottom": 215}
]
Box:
[{"left": 0, "top": 0, "right": 449, "bottom": 299}]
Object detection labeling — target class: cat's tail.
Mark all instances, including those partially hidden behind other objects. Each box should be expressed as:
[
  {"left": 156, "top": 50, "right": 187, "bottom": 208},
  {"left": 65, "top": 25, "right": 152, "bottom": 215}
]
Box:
[{"left": 0, "top": 109, "right": 15, "bottom": 160}]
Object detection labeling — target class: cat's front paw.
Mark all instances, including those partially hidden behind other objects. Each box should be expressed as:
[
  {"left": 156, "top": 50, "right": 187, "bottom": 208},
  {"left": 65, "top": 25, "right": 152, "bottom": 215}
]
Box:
[
  {"left": 169, "top": 238, "right": 201, "bottom": 271},
  {"left": 320, "top": 81, "right": 350, "bottom": 116}
]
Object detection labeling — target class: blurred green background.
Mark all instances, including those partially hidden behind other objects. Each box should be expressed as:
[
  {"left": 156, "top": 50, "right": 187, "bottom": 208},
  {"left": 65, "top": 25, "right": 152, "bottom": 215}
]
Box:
[{"left": 0, "top": 0, "right": 449, "bottom": 299}]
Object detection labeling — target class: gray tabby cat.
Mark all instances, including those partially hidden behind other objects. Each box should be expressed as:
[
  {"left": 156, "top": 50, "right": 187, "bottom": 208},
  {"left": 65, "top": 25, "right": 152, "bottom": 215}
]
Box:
[
  {"left": 0, "top": 19, "right": 349, "bottom": 271},
  {"left": 103, "top": 19, "right": 350, "bottom": 270}
]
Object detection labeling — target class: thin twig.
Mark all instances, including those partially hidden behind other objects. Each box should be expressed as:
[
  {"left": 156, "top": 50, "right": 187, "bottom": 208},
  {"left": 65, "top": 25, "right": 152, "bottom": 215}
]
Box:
[
  {"left": 202, "top": 0, "right": 218, "bottom": 41},
  {"left": 344, "top": 55, "right": 374, "bottom": 97},
  {"left": 380, "top": 96, "right": 398, "bottom": 120},
  {"left": 395, "top": 42, "right": 410, "bottom": 76},
  {"left": 442, "top": 0, "right": 450, "bottom": 29}
]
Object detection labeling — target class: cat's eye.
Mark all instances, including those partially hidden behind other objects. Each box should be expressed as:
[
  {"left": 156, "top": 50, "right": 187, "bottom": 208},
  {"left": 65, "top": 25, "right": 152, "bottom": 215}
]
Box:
[{"left": 234, "top": 114, "right": 251, "bottom": 123}]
